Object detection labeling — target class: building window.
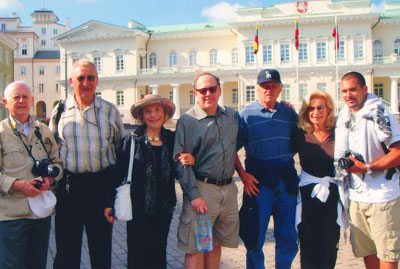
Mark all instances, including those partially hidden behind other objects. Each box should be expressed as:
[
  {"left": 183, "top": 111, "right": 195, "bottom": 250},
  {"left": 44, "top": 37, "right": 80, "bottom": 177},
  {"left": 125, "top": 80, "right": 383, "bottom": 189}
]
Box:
[
  {"left": 246, "top": 86, "right": 255, "bottom": 102},
  {"left": 245, "top": 46, "right": 255, "bottom": 64},
  {"left": 189, "top": 90, "right": 195, "bottom": 105},
  {"left": 1, "top": 23, "right": 5, "bottom": 31},
  {"left": 169, "top": 51, "right": 177, "bottom": 67},
  {"left": 263, "top": 45, "right": 272, "bottom": 63},
  {"left": 39, "top": 66, "right": 45, "bottom": 75},
  {"left": 231, "top": 48, "right": 238, "bottom": 64},
  {"left": 149, "top": 53, "right": 157, "bottom": 68},
  {"left": 374, "top": 83, "right": 384, "bottom": 97},
  {"left": 299, "top": 43, "right": 308, "bottom": 61},
  {"left": 299, "top": 84, "right": 308, "bottom": 101},
  {"left": 93, "top": 57, "right": 101, "bottom": 73},
  {"left": 39, "top": 83, "right": 44, "bottom": 93},
  {"left": 209, "top": 49, "right": 217, "bottom": 66},
  {"left": 116, "top": 91, "right": 124, "bottom": 106},
  {"left": 95, "top": 92, "right": 102, "bottom": 97},
  {"left": 56, "top": 65, "right": 60, "bottom": 75},
  {"left": 116, "top": 54, "right": 124, "bottom": 71},
  {"left": 281, "top": 84, "right": 290, "bottom": 101},
  {"left": 169, "top": 91, "right": 173, "bottom": 101},
  {"left": 280, "top": 44, "right": 290, "bottom": 62},
  {"left": 56, "top": 83, "right": 60, "bottom": 93},
  {"left": 232, "top": 88, "right": 239, "bottom": 104},
  {"left": 21, "top": 66, "right": 27, "bottom": 76},
  {"left": 337, "top": 41, "right": 345, "bottom": 59},
  {"left": 42, "top": 28, "right": 46, "bottom": 35},
  {"left": 373, "top": 40, "right": 383, "bottom": 60},
  {"left": 21, "top": 43, "right": 28, "bottom": 55},
  {"left": 394, "top": 39, "right": 400, "bottom": 56},
  {"left": 41, "top": 40, "right": 46, "bottom": 46},
  {"left": 336, "top": 82, "right": 342, "bottom": 101},
  {"left": 53, "top": 29, "right": 58, "bottom": 35},
  {"left": 354, "top": 40, "right": 364, "bottom": 59},
  {"left": 5, "top": 51, "right": 9, "bottom": 65},
  {"left": 317, "top": 83, "right": 327, "bottom": 91},
  {"left": 189, "top": 50, "right": 197, "bottom": 66},
  {"left": 316, "top": 42, "right": 327, "bottom": 60}
]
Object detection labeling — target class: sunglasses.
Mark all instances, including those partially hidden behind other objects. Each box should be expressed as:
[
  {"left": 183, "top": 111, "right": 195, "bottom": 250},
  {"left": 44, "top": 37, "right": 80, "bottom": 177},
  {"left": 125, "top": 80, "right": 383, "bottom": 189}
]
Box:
[
  {"left": 195, "top": 86, "right": 218, "bottom": 95},
  {"left": 307, "top": 105, "right": 326, "bottom": 112},
  {"left": 77, "top": 75, "right": 96, "bottom": 82}
]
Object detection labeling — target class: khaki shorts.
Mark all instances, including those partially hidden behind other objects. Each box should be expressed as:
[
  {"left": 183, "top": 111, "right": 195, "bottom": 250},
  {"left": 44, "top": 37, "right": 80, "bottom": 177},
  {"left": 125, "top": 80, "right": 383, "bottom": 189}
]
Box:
[
  {"left": 349, "top": 196, "right": 400, "bottom": 262},
  {"left": 177, "top": 180, "right": 239, "bottom": 254}
]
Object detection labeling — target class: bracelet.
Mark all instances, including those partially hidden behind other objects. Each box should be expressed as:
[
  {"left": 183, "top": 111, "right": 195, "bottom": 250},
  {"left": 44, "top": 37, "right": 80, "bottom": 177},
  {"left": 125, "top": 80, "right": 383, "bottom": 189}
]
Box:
[{"left": 366, "top": 163, "right": 373, "bottom": 174}]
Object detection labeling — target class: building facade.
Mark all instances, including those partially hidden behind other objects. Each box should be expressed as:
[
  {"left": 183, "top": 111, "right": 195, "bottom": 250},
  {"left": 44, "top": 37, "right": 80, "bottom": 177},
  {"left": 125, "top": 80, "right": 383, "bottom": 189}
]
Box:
[
  {"left": 0, "top": 31, "right": 17, "bottom": 119},
  {"left": 50, "top": 0, "right": 400, "bottom": 123},
  {"left": 0, "top": 9, "right": 70, "bottom": 119}
]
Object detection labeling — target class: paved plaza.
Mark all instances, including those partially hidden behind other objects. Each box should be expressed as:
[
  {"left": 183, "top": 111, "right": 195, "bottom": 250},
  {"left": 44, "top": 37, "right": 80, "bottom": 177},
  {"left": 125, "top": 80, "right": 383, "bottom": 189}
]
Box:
[{"left": 46, "top": 178, "right": 364, "bottom": 269}]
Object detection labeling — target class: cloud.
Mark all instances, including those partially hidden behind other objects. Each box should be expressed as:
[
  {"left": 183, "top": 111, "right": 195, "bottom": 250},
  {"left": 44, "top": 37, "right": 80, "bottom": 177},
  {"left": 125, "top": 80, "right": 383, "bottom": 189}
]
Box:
[
  {"left": 371, "top": 0, "right": 386, "bottom": 11},
  {"left": 201, "top": 2, "right": 245, "bottom": 22},
  {"left": 0, "top": 0, "right": 23, "bottom": 10}
]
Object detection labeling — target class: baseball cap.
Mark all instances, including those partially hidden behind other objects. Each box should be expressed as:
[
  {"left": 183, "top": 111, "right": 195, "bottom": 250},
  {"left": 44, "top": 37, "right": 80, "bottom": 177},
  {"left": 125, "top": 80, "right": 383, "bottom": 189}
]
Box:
[{"left": 257, "top": 69, "right": 281, "bottom": 84}]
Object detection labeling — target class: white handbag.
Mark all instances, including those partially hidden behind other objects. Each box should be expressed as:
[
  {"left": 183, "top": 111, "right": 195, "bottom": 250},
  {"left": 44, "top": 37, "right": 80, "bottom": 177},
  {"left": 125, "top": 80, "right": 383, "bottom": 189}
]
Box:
[{"left": 114, "top": 134, "right": 135, "bottom": 221}]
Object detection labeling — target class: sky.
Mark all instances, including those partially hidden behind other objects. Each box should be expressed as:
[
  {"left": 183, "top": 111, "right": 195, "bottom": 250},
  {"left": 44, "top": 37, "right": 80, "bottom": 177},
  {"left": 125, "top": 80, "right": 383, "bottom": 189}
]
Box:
[{"left": 0, "top": 0, "right": 388, "bottom": 29}]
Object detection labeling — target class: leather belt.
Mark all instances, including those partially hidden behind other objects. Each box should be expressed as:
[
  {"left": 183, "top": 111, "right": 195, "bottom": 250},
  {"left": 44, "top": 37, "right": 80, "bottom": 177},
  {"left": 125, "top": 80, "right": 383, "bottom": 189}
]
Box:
[{"left": 197, "top": 176, "right": 232, "bottom": 186}]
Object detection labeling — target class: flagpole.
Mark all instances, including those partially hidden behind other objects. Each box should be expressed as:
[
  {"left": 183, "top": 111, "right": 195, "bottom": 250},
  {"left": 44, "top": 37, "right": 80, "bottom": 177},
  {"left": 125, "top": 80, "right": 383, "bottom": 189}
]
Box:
[
  {"left": 295, "top": 17, "right": 299, "bottom": 111},
  {"left": 334, "top": 16, "right": 339, "bottom": 114}
]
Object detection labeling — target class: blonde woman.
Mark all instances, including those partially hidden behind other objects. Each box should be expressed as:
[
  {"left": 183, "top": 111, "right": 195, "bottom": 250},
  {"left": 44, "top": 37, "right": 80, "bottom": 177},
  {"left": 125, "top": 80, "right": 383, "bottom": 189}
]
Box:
[{"left": 292, "top": 90, "right": 340, "bottom": 269}]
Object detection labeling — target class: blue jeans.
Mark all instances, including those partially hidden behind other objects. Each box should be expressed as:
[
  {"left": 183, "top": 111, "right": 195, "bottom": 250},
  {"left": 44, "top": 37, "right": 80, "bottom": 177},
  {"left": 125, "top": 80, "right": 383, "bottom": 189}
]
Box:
[
  {"left": 0, "top": 216, "right": 51, "bottom": 269},
  {"left": 246, "top": 181, "right": 298, "bottom": 269}
]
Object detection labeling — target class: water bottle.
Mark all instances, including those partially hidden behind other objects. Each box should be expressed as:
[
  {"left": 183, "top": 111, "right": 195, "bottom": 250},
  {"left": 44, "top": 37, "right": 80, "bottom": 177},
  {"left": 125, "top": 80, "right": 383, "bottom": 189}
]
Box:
[{"left": 195, "top": 213, "right": 213, "bottom": 252}]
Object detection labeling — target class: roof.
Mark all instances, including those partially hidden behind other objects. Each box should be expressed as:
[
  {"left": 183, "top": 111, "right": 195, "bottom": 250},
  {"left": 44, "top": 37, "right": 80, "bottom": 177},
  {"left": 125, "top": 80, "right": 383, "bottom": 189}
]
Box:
[
  {"left": 148, "top": 21, "right": 230, "bottom": 34},
  {"left": 33, "top": 50, "right": 60, "bottom": 59}
]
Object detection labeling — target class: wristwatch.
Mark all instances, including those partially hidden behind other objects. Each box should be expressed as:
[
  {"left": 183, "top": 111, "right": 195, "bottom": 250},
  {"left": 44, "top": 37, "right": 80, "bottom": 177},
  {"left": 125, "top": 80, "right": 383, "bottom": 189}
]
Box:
[{"left": 366, "top": 163, "right": 373, "bottom": 174}]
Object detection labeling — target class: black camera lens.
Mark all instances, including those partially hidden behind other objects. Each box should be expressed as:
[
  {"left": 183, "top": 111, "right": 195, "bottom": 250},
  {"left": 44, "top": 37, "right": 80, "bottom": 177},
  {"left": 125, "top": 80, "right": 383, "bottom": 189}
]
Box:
[
  {"left": 338, "top": 157, "right": 354, "bottom": 169},
  {"left": 47, "top": 165, "right": 60, "bottom": 178}
]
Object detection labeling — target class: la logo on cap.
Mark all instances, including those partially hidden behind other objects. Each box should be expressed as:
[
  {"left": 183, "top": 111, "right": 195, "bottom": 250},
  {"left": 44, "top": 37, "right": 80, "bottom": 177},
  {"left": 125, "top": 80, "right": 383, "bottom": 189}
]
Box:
[{"left": 266, "top": 71, "right": 272, "bottom": 79}]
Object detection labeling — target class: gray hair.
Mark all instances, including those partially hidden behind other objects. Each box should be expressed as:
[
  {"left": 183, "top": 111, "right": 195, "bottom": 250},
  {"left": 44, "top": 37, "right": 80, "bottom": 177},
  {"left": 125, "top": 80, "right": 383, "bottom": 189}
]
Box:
[{"left": 3, "top": 81, "right": 33, "bottom": 101}]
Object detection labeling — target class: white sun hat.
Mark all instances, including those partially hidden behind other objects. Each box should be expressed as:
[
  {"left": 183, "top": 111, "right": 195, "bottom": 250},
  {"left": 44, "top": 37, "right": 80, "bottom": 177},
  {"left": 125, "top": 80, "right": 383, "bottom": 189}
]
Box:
[{"left": 28, "top": 190, "right": 57, "bottom": 218}]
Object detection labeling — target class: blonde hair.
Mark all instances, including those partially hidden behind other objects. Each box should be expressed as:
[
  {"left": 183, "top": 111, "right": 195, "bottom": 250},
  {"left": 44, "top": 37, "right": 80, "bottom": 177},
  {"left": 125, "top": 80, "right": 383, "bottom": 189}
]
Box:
[
  {"left": 70, "top": 59, "right": 97, "bottom": 78},
  {"left": 298, "top": 90, "right": 335, "bottom": 133}
]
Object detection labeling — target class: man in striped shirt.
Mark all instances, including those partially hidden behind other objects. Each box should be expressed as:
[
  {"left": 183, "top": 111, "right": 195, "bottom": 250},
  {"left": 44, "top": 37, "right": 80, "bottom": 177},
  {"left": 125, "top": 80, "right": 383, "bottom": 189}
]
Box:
[{"left": 50, "top": 59, "right": 124, "bottom": 269}]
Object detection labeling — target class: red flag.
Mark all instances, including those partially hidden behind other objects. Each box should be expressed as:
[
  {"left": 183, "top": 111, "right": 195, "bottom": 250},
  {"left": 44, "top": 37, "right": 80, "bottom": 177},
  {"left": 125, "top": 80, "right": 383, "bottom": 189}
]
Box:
[
  {"left": 254, "top": 23, "right": 259, "bottom": 55},
  {"left": 295, "top": 18, "right": 299, "bottom": 51},
  {"left": 332, "top": 18, "right": 339, "bottom": 50}
]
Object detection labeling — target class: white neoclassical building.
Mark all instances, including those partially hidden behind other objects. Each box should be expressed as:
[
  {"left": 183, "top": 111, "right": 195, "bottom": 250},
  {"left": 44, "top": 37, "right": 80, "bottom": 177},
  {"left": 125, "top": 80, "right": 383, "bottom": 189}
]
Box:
[{"left": 51, "top": 0, "right": 400, "bottom": 123}]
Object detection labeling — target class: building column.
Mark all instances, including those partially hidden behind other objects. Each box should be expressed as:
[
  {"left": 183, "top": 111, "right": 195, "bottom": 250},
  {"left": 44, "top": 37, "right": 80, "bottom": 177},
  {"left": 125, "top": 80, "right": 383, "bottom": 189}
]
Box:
[
  {"left": 391, "top": 76, "right": 400, "bottom": 114},
  {"left": 171, "top": 84, "right": 180, "bottom": 119},
  {"left": 218, "top": 81, "right": 225, "bottom": 106},
  {"left": 150, "top": 84, "right": 159, "bottom": 95}
]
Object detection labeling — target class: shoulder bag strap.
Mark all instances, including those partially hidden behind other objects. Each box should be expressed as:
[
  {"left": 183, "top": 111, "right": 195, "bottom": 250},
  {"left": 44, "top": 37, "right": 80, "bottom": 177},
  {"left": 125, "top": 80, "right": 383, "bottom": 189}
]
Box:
[{"left": 126, "top": 132, "right": 135, "bottom": 184}]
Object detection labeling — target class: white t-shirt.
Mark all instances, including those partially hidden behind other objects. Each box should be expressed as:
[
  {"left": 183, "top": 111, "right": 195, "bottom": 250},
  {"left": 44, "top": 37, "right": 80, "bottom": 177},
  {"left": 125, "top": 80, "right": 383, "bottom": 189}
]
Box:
[{"left": 349, "top": 112, "right": 400, "bottom": 203}]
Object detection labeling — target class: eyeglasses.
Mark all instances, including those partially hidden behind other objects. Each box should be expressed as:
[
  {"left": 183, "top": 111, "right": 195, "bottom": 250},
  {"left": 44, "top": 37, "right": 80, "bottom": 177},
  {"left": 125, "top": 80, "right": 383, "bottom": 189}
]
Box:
[
  {"left": 307, "top": 105, "right": 326, "bottom": 112},
  {"left": 77, "top": 75, "right": 96, "bottom": 82},
  {"left": 195, "top": 86, "right": 218, "bottom": 95}
]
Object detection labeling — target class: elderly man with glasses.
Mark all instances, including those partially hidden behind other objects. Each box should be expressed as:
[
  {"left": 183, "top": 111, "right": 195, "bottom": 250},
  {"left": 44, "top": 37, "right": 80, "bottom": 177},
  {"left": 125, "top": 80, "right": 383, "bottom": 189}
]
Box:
[
  {"left": 50, "top": 59, "right": 124, "bottom": 269},
  {"left": 174, "top": 72, "right": 240, "bottom": 268}
]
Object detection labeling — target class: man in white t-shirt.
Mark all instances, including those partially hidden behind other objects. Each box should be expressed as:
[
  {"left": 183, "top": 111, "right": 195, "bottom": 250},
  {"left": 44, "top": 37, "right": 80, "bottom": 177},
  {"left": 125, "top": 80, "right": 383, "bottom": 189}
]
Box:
[{"left": 336, "top": 71, "right": 400, "bottom": 268}]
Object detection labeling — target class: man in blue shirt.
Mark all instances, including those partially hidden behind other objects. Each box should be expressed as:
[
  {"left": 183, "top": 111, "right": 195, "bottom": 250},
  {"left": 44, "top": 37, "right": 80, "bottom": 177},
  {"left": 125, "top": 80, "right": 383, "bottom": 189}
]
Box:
[{"left": 236, "top": 69, "right": 299, "bottom": 269}]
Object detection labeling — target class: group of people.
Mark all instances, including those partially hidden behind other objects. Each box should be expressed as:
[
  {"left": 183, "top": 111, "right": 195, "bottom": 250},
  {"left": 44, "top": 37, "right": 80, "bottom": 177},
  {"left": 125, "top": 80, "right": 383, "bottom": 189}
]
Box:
[{"left": 0, "top": 57, "right": 399, "bottom": 269}]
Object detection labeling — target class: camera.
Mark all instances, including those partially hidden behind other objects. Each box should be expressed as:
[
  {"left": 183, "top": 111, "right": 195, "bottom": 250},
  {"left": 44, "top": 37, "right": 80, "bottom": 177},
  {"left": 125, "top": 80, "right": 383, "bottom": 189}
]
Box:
[
  {"left": 31, "top": 159, "right": 61, "bottom": 178},
  {"left": 337, "top": 151, "right": 365, "bottom": 170}
]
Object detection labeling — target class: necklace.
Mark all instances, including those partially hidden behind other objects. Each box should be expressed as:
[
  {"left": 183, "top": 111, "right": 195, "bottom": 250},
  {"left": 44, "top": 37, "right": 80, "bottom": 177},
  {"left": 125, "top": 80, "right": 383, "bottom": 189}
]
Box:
[{"left": 145, "top": 131, "right": 160, "bottom": 141}]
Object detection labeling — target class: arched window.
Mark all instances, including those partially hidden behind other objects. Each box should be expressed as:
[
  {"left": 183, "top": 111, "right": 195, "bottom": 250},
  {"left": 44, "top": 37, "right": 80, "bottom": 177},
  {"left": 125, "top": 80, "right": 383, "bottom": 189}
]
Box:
[
  {"left": 209, "top": 49, "right": 217, "bottom": 66},
  {"left": 189, "top": 50, "right": 197, "bottom": 66},
  {"left": 394, "top": 39, "right": 400, "bottom": 56},
  {"left": 373, "top": 40, "right": 383, "bottom": 58},
  {"left": 149, "top": 53, "right": 157, "bottom": 68},
  {"left": 169, "top": 51, "right": 177, "bottom": 67},
  {"left": 231, "top": 48, "right": 238, "bottom": 64}
]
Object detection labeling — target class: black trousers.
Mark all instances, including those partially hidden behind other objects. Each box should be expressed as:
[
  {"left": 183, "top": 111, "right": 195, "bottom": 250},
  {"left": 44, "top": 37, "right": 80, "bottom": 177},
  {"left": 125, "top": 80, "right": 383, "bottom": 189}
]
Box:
[
  {"left": 127, "top": 211, "right": 173, "bottom": 269},
  {"left": 53, "top": 169, "right": 113, "bottom": 269},
  {"left": 298, "top": 183, "right": 340, "bottom": 269}
]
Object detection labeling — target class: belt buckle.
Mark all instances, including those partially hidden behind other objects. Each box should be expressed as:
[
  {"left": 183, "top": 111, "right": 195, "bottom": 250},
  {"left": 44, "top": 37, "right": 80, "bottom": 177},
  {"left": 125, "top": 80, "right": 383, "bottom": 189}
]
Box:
[{"left": 216, "top": 179, "right": 224, "bottom": 186}]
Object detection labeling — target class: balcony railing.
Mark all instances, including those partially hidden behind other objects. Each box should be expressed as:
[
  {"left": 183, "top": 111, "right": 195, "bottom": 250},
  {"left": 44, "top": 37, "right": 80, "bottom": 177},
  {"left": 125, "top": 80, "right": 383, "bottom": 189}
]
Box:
[
  {"left": 139, "top": 64, "right": 241, "bottom": 75},
  {"left": 380, "top": 97, "right": 391, "bottom": 109},
  {"left": 373, "top": 54, "right": 399, "bottom": 64}
]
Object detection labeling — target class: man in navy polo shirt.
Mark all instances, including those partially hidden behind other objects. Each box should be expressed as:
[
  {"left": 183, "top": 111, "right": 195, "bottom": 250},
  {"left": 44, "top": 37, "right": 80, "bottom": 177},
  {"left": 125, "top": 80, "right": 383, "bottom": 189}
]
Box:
[{"left": 236, "top": 69, "right": 299, "bottom": 269}]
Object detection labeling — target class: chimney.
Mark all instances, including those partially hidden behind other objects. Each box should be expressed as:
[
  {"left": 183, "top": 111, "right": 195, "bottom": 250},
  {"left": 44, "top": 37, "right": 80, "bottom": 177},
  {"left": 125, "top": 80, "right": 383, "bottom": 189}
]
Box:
[{"left": 65, "top": 17, "right": 70, "bottom": 28}]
